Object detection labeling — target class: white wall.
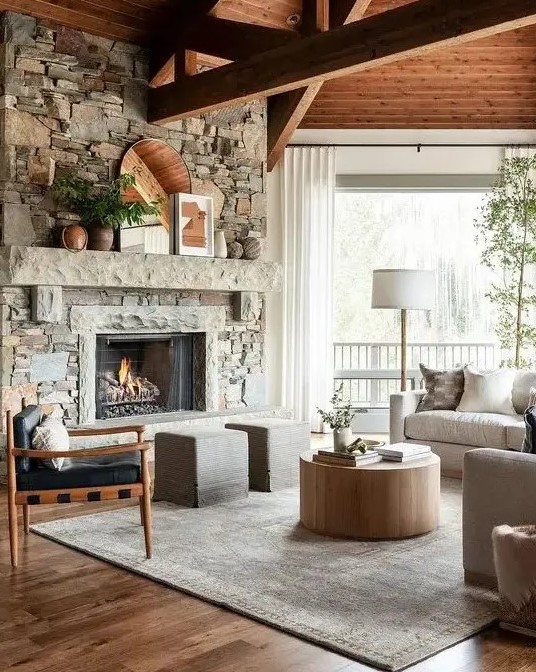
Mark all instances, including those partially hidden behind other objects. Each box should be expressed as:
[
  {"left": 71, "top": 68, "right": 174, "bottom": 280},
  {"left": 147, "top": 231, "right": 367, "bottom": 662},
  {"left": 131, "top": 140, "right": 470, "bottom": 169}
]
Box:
[
  {"left": 293, "top": 129, "right": 536, "bottom": 175},
  {"left": 265, "top": 128, "right": 536, "bottom": 406}
]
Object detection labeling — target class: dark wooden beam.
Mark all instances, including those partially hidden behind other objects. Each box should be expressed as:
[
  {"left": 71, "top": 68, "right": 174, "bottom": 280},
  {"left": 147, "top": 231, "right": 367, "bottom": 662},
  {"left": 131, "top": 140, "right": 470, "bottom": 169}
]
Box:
[
  {"left": 184, "top": 16, "right": 297, "bottom": 62},
  {"left": 149, "top": 0, "right": 536, "bottom": 123},
  {"left": 266, "top": 0, "right": 329, "bottom": 171},
  {"left": 149, "top": 0, "right": 220, "bottom": 87}
]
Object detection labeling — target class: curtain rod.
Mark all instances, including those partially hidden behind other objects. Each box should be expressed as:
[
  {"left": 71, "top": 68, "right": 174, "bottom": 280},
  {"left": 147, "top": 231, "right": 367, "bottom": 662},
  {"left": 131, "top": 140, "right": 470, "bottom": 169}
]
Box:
[{"left": 289, "top": 143, "right": 536, "bottom": 151}]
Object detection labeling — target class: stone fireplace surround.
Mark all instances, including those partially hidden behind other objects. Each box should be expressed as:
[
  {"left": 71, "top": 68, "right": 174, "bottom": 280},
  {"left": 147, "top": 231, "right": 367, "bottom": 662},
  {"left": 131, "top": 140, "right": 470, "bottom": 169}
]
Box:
[{"left": 0, "top": 247, "right": 286, "bottom": 474}]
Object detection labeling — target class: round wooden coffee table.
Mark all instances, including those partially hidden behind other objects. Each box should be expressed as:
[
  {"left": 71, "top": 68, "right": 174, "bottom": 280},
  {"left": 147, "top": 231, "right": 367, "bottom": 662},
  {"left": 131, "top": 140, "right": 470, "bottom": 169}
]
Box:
[{"left": 299, "top": 451, "right": 440, "bottom": 540}]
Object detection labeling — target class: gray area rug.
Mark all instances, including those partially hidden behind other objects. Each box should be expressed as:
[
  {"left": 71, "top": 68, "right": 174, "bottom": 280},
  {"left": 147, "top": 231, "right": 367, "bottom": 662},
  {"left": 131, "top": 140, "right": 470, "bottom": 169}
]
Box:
[{"left": 31, "top": 479, "right": 497, "bottom": 671}]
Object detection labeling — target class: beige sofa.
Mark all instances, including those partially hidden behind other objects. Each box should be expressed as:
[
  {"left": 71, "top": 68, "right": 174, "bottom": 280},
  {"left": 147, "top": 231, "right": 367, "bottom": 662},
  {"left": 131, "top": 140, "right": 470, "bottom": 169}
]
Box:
[{"left": 389, "top": 371, "right": 536, "bottom": 476}]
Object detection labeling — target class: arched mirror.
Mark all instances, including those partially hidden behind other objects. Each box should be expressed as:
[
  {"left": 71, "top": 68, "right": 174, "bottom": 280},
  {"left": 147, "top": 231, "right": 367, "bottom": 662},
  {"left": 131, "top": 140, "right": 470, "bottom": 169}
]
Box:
[{"left": 120, "top": 139, "right": 191, "bottom": 255}]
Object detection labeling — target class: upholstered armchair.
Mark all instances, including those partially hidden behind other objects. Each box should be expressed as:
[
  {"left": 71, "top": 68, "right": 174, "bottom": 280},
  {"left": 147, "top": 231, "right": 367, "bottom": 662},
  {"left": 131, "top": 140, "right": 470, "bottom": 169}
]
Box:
[{"left": 6, "top": 401, "right": 153, "bottom": 567}]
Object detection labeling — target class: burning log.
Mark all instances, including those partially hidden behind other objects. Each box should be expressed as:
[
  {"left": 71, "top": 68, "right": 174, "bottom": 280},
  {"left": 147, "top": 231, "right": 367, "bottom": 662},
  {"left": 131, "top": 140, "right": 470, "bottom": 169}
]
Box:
[{"left": 98, "top": 357, "right": 161, "bottom": 407}]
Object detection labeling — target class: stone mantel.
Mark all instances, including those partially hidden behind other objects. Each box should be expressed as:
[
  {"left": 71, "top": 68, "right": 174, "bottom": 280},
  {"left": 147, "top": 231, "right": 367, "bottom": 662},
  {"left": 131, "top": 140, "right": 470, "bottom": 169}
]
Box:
[{"left": 0, "top": 246, "right": 282, "bottom": 293}]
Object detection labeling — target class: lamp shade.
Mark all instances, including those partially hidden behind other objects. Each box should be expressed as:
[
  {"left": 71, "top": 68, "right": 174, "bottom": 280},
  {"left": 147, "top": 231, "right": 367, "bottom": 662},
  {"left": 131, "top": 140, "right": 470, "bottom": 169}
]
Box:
[{"left": 371, "top": 269, "right": 435, "bottom": 310}]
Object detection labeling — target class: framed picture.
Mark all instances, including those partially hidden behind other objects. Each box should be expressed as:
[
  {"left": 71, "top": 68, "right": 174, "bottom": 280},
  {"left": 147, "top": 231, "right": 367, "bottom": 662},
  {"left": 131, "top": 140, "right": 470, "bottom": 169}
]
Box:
[{"left": 172, "top": 193, "right": 214, "bottom": 257}]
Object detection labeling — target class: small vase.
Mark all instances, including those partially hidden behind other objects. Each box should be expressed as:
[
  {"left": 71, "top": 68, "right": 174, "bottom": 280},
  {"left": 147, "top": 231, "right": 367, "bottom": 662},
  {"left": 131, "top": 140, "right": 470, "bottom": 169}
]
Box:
[
  {"left": 88, "top": 226, "right": 114, "bottom": 252},
  {"left": 214, "top": 230, "right": 227, "bottom": 258},
  {"left": 61, "top": 224, "right": 87, "bottom": 251},
  {"left": 333, "top": 427, "right": 353, "bottom": 453}
]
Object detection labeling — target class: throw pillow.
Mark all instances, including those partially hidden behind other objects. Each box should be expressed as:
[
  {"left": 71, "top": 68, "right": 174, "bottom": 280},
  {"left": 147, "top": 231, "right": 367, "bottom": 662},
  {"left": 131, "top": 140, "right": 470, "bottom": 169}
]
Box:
[
  {"left": 456, "top": 365, "right": 516, "bottom": 415},
  {"left": 523, "top": 406, "right": 536, "bottom": 453},
  {"left": 417, "top": 363, "right": 465, "bottom": 412},
  {"left": 528, "top": 387, "right": 536, "bottom": 409},
  {"left": 32, "top": 416, "right": 69, "bottom": 470}
]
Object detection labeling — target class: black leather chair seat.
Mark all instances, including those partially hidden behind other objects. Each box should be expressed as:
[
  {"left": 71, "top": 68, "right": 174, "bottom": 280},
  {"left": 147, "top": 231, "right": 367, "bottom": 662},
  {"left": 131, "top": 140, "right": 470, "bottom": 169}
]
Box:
[{"left": 17, "top": 452, "right": 141, "bottom": 491}]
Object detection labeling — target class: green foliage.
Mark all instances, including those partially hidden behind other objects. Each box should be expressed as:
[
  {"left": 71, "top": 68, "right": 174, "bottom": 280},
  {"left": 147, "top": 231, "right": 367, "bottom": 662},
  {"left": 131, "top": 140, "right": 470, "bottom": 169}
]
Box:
[
  {"left": 475, "top": 156, "right": 536, "bottom": 368},
  {"left": 52, "top": 171, "right": 162, "bottom": 230},
  {"left": 316, "top": 385, "right": 356, "bottom": 431}
]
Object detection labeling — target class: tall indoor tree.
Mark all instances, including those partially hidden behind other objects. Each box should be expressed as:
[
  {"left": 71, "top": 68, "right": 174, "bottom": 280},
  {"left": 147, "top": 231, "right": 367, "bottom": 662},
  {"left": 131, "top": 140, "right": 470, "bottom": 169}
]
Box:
[{"left": 476, "top": 155, "right": 536, "bottom": 368}]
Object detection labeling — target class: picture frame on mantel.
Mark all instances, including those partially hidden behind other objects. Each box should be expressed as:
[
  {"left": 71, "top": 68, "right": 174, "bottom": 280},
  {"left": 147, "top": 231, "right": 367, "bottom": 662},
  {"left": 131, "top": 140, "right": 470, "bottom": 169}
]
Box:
[{"left": 172, "top": 193, "right": 214, "bottom": 257}]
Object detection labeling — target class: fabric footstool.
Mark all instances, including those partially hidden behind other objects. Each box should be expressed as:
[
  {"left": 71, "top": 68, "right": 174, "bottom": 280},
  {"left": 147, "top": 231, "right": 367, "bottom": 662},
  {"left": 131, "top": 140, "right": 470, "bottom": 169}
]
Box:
[
  {"left": 154, "top": 428, "right": 248, "bottom": 507},
  {"left": 224, "top": 419, "right": 310, "bottom": 491}
]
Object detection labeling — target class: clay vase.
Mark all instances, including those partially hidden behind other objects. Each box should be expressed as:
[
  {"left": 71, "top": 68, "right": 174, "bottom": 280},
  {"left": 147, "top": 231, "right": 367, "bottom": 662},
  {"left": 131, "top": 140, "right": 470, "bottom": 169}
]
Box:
[
  {"left": 214, "top": 230, "right": 228, "bottom": 259},
  {"left": 61, "top": 224, "right": 88, "bottom": 251},
  {"left": 88, "top": 225, "right": 114, "bottom": 252},
  {"left": 241, "top": 236, "right": 261, "bottom": 260}
]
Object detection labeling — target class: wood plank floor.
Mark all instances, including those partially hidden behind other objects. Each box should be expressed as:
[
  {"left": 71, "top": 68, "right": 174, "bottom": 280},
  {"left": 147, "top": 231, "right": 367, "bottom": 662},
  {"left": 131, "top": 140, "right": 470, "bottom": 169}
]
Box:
[{"left": 2, "top": 451, "right": 536, "bottom": 671}]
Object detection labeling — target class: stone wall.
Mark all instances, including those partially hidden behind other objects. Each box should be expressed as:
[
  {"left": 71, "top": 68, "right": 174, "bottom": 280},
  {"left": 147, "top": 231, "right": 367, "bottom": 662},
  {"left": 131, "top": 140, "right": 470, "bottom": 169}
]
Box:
[
  {"left": 0, "top": 12, "right": 272, "bottom": 478},
  {"left": 0, "top": 11, "right": 267, "bottom": 245}
]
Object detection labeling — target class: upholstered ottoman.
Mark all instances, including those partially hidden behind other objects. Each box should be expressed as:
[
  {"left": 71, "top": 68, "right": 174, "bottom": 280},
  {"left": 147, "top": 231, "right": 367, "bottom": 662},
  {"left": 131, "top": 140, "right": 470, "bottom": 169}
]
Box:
[
  {"left": 225, "top": 419, "right": 310, "bottom": 491},
  {"left": 154, "top": 428, "right": 248, "bottom": 507}
]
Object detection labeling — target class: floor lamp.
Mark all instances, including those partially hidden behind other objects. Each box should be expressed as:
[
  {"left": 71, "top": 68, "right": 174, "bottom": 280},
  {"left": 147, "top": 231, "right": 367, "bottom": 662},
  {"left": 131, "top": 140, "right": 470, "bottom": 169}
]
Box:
[{"left": 371, "top": 269, "right": 435, "bottom": 392}]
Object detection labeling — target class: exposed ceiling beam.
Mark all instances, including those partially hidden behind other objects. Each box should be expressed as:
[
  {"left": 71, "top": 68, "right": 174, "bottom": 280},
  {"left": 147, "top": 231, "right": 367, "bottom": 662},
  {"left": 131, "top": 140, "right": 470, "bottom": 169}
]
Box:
[
  {"left": 149, "top": 0, "right": 536, "bottom": 124},
  {"left": 266, "top": 0, "right": 329, "bottom": 172},
  {"left": 149, "top": 0, "right": 220, "bottom": 87},
  {"left": 183, "top": 16, "right": 297, "bottom": 62}
]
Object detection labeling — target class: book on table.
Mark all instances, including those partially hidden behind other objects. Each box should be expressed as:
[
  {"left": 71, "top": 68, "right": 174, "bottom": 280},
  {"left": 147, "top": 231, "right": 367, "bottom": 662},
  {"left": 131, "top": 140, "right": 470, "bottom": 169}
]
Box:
[
  {"left": 313, "top": 450, "right": 381, "bottom": 467},
  {"left": 377, "top": 442, "right": 431, "bottom": 462}
]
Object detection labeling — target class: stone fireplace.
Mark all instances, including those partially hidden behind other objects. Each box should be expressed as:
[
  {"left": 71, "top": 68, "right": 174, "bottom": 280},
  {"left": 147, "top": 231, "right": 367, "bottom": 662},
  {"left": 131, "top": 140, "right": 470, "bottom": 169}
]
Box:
[{"left": 0, "top": 12, "right": 287, "bottom": 479}]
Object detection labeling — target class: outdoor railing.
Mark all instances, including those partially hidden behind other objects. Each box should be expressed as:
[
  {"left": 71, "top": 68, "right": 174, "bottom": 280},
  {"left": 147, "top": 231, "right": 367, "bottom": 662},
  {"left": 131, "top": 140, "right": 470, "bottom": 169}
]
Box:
[{"left": 333, "top": 341, "right": 500, "bottom": 408}]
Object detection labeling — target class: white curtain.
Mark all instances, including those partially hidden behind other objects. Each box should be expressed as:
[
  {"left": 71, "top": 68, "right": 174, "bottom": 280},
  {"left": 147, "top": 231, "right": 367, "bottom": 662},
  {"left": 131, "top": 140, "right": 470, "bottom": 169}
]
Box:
[{"left": 280, "top": 146, "right": 336, "bottom": 431}]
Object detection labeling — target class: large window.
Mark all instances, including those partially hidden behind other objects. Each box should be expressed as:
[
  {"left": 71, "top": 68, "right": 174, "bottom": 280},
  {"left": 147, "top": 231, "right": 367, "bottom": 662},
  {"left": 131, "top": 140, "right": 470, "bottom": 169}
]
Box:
[{"left": 334, "top": 189, "right": 496, "bottom": 345}]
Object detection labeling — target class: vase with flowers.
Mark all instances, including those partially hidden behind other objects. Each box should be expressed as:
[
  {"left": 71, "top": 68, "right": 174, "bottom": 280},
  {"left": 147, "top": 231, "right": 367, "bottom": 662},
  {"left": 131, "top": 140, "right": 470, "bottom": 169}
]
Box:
[{"left": 317, "top": 385, "right": 357, "bottom": 453}]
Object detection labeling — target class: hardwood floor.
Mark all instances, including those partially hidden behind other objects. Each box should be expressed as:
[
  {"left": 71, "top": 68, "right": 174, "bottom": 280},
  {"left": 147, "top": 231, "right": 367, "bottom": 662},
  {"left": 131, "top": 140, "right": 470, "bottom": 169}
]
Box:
[{"left": 2, "top": 457, "right": 536, "bottom": 671}]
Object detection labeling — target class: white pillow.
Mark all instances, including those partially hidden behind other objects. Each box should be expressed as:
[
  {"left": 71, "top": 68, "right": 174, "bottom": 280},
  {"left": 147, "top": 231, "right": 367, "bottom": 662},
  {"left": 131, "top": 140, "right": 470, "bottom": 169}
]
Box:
[
  {"left": 457, "top": 365, "right": 516, "bottom": 415},
  {"left": 32, "top": 416, "right": 69, "bottom": 470}
]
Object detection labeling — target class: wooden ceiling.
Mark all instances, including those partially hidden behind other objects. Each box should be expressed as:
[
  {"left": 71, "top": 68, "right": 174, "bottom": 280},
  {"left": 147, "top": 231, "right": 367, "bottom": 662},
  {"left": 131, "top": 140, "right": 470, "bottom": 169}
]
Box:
[{"left": 1, "top": 0, "right": 535, "bottom": 131}]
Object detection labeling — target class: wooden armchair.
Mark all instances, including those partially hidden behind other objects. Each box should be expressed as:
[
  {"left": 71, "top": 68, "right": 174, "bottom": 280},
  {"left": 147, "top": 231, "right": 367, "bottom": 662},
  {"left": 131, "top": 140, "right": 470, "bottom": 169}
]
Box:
[{"left": 6, "top": 401, "right": 153, "bottom": 567}]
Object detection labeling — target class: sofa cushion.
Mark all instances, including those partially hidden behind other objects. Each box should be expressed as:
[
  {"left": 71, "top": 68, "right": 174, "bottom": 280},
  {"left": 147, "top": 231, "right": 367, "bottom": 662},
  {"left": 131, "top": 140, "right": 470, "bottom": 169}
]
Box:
[
  {"left": 405, "top": 410, "right": 523, "bottom": 449},
  {"left": 16, "top": 452, "right": 141, "bottom": 491},
  {"left": 508, "top": 421, "right": 527, "bottom": 451},
  {"left": 417, "top": 364, "right": 465, "bottom": 412},
  {"left": 13, "top": 405, "right": 42, "bottom": 474}
]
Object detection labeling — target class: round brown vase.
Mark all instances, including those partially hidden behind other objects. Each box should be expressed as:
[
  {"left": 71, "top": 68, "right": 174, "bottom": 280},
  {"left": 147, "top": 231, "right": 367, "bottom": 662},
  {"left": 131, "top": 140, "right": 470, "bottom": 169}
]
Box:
[
  {"left": 88, "top": 226, "right": 114, "bottom": 251},
  {"left": 61, "top": 224, "right": 88, "bottom": 251}
]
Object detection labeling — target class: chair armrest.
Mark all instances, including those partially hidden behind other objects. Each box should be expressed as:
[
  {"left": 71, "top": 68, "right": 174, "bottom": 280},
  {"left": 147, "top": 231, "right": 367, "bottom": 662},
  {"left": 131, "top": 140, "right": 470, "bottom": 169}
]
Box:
[
  {"left": 12, "top": 441, "right": 152, "bottom": 460},
  {"left": 389, "top": 390, "right": 425, "bottom": 444},
  {"left": 68, "top": 424, "right": 146, "bottom": 439},
  {"left": 463, "top": 448, "right": 536, "bottom": 582}
]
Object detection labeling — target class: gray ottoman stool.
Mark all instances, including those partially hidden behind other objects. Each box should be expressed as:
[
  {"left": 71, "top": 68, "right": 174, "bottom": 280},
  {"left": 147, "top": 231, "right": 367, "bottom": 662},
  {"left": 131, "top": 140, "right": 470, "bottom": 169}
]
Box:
[
  {"left": 154, "top": 428, "right": 248, "bottom": 507},
  {"left": 225, "top": 419, "right": 310, "bottom": 491}
]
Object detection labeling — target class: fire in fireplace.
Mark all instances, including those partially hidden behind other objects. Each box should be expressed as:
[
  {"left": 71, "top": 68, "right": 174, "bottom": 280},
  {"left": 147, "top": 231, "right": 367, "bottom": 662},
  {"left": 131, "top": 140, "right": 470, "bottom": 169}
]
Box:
[{"left": 95, "top": 334, "right": 194, "bottom": 419}]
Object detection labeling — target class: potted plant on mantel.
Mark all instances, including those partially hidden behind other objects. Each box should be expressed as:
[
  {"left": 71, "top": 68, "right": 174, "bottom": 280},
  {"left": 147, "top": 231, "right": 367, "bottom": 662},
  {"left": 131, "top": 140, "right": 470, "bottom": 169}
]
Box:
[
  {"left": 52, "top": 172, "right": 161, "bottom": 252},
  {"left": 317, "top": 385, "right": 357, "bottom": 453}
]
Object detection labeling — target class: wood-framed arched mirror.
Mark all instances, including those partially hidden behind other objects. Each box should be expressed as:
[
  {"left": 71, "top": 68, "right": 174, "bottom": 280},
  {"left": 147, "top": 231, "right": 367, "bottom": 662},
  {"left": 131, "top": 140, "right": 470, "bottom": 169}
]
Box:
[{"left": 120, "top": 139, "right": 191, "bottom": 255}]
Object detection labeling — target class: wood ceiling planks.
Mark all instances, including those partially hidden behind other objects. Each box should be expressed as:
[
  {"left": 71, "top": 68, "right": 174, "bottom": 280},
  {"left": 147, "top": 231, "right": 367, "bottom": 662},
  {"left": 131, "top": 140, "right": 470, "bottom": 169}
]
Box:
[{"left": 301, "top": 24, "right": 536, "bottom": 129}]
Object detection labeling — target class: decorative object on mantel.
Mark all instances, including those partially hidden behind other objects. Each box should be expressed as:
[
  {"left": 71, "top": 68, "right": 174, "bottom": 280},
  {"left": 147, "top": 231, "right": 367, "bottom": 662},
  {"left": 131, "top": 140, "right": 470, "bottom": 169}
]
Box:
[
  {"left": 120, "top": 139, "right": 192, "bottom": 256},
  {"left": 60, "top": 223, "right": 88, "bottom": 251},
  {"left": 227, "top": 240, "right": 244, "bottom": 259},
  {"left": 52, "top": 173, "right": 161, "bottom": 252},
  {"left": 173, "top": 193, "right": 214, "bottom": 257},
  {"left": 241, "top": 236, "right": 262, "bottom": 260},
  {"left": 214, "top": 230, "right": 228, "bottom": 259},
  {"left": 316, "top": 385, "right": 357, "bottom": 453}
]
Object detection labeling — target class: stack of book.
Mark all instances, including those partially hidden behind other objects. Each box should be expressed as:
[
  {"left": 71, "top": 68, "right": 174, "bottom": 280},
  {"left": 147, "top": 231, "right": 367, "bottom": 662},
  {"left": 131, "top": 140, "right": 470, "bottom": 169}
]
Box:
[
  {"left": 377, "top": 443, "right": 431, "bottom": 462},
  {"left": 313, "top": 449, "right": 381, "bottom": 467}
]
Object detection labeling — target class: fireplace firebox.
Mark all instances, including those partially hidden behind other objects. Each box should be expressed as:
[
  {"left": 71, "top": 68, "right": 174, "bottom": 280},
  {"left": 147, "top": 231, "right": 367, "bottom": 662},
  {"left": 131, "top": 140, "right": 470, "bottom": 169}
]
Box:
[{"left": 95, "top": 334, "right": 194, "bottom": 419}]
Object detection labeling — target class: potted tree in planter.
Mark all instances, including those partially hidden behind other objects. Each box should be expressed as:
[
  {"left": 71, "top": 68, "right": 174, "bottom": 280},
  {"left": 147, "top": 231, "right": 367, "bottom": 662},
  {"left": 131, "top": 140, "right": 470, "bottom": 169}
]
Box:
[
  {"left": 476, "top": 155, "right": 536, "bottom": 368},
  {"left": 52, "top": 172, "right": 161, "bottom": 252},
  {"left": 317, "top": 385, "right": 357, "bottom": 453}
]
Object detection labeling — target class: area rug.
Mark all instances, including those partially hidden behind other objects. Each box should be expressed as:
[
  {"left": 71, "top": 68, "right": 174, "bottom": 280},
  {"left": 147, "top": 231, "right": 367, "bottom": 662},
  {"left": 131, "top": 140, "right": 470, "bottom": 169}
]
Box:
[{"left": 31, "top": 479, "right": 497, "bottom": 671}]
